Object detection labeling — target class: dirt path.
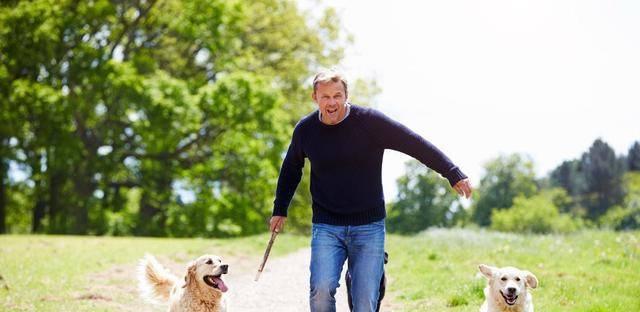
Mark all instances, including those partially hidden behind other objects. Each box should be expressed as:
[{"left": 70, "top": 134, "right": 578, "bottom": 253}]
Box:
[
  {"left": 225, "top": 248, "right": 349, "bottom": 311},
  {"left": 85, "top": 248, "right": 399, "bottom": 311}
]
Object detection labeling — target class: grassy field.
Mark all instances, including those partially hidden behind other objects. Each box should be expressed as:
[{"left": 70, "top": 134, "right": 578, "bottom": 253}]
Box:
[
  {"left": 1, "top": 229, "right": 639, "bottom": 311},
  {"left": 385, "top": 229, "right": 640, "bottom": 311},
  {"left": 0, "top": 233, "right": 309, "bottom": 311}
]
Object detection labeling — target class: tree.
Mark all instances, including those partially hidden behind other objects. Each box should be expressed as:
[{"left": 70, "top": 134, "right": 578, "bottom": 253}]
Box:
[
  {"left": 387, "top": 160, "right": 462, "bottom": 234},
  {"left": 1, "top": 0, "right": 355, "bottom": 236},
  {"left": 628, "top": 141, "right": 640, "bottom": 171},
  {"left": 550, "top": 159, "right": 585, "bottom": 197},
  {"left": 599, "top": 172, "right": 640, "bottom": 230},
  {"left": 580, "top": 139, "right": 625, "bottom": 219},
  {"left": 0, "top": 146, "right": 6, "bottom": 233},
  {"left": 471, "top": 154, "right": 538, "bottom": 226},
  {"left": 491, "top": 190, "right": 582, "bottom": 234}
]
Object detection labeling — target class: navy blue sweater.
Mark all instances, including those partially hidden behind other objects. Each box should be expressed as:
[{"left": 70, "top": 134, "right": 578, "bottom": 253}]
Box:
[{"left": 272, "top": 105, "right": 467, "bottom": 225}]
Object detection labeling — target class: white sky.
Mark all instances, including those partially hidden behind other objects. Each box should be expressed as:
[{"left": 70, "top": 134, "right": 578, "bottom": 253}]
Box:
[{"left": 311, "top": 0, "right": 640, "bottom": 200}]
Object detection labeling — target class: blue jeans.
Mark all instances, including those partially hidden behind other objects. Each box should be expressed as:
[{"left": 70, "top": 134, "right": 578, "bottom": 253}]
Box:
[{"left": 309, "top": 219, "right": 386, "bottom": 312}]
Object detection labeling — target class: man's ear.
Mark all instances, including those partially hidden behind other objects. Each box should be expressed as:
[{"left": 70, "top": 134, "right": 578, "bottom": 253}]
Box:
[
  {"left": 311, "top": 91, "right": 317, "bottom": 103},
  {"left": 478, "top": 264, "right": 495, "bottom": 279},
  {"left": 183, "top": 261, "right": 197, "bottom": 288},
  {"left": 524, "top": 271, "right": 538, "bottom": 289}
]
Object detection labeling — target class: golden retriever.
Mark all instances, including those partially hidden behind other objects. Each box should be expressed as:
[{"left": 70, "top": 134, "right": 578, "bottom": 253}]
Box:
[
  {"left": 138, "top": 254, "right": 228, "bottom": 312},
  {"left": 478, "top": 264, "right": 538, "bottom": 312}
]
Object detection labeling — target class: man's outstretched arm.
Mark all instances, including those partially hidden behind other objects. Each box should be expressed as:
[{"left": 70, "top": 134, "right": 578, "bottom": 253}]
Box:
[{"left": 270, "top": 126, "right": 305, "bottom": 232}]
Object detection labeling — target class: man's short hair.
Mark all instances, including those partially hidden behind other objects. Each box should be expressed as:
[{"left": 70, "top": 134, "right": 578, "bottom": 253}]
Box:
[{"left": 312, "top": 70, "right": 348, "bottom": 95}]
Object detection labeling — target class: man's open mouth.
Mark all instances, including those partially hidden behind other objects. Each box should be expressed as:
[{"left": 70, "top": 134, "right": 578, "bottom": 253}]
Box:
[
  {"left": 500, "top": 291, "right": 517, "bottom": 305},
  {"left": 326, "top": 108, "right": 338, "bottom": 115},
  {"left": 204, "top": 274, "right": 228, "bottom": 292}
]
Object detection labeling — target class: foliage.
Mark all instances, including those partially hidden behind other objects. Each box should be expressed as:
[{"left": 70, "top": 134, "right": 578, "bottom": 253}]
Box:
[
  {"left": 579, "top": 139, "right": 626, "bottom": 219},
  {"left": 387, "top": 160, "right": 464, "bottom": 234},
  {"left": 0, "top": 0, "right": 354, "bottom": 236},
  {"left": 550, "top": 159, "right": 585, "bottom": 197},
  {"left": 471, "top": 154, "right": 538, "bottom": 226},
  {"left": 491, "top": 190, "right": 583, "bottom": 234},
  {"left": 599, "top": 172, "right": 640, "bottom": 230},
  {"left": 628, "top": 141, "right": 640, "bottom": 171}
]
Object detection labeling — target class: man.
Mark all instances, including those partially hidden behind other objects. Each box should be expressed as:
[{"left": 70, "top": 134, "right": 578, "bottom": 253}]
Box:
[{"left": 269, "top": 70, "right": 472, "bottom": 312}]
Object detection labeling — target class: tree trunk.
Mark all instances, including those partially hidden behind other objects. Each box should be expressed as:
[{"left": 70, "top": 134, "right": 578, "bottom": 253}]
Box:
[
  {"left": 48, "top": 170, "right": 63, "bottom": 233},
  {"left": 72, "top": 173, "right": 92, "bottom": 234},
  {"left": 0, "top": 158, "right": 7, "bottom": 234},
  {"left": 72, "top": 160, "right": 96, "bottom": 235},
  {"left": 136, "top": 191, "right": 160, "bottom": 236},
  {"left": 31, "top": 198, "right": 46, "bottom": 233},
  {"left": 136, "top": 162, "right": 173, "bottom": 236},
  {"left": 31, "top": 155, "right": 46, "bottom": 233}
]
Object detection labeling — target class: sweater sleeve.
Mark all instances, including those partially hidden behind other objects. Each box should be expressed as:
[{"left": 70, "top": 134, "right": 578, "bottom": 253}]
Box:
[
  {"left": 272, "top": 124, "right": 305, "bottom": 217},
  {"left": 367, "top": 109, "right": 467, "bottom": 187}
]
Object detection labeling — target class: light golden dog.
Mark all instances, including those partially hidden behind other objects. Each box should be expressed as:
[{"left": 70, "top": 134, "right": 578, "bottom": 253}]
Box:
[
  {"left": 478, "top": 264, "right": 538, "bottom": 312},
  {"left": 138, "top": 254, "right": 228, "bottom": 312}
]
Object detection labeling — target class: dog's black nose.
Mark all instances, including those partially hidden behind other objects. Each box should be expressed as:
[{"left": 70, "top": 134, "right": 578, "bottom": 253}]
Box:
[
  {"left": 507, "top": 287, "right": 516, "bottom": 294},
  {"left": 220, "top": 264, "right": 228, "bottom": 274}
]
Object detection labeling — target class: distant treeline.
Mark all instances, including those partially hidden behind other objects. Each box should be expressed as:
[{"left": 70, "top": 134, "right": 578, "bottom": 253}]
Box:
[{"left": 387, "top": 139, "right": 640, "bottom": 234}]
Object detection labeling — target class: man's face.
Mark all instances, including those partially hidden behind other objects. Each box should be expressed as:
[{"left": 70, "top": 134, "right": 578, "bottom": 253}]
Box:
[{"left": 312, "top": 81, "right": 348, "bottom": 125}]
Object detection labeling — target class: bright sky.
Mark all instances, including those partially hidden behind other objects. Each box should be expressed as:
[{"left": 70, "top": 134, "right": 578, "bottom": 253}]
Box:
[{"left": 312, "top": 0, "right": 640, "bottom": 200}]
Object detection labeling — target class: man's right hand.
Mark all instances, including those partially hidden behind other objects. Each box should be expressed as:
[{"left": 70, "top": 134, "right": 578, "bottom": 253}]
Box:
[{"left": 270, "top": 216, "right": 287, "bottom": 233}]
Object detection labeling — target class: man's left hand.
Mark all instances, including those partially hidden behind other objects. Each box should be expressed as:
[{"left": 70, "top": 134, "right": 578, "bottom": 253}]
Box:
[{"left": 453, "top": 179, "right": 472, "bottom": 199}]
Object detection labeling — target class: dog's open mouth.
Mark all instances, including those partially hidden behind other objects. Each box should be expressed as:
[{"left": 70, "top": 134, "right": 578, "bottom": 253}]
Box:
[
  {"left": 500, "top": 291, "right": 517, "bottom": 305},
  {"left": 204, "top": 275, "right": 228, "bottom": 292}
]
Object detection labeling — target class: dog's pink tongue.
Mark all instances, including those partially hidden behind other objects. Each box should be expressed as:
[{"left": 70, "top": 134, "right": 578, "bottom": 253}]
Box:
[{"left": 214, "top": 277, "right": 228, "bottom": 292}]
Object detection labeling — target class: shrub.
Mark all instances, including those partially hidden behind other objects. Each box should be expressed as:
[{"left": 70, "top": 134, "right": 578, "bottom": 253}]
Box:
[
  {"left": 491, "top": 193, "right": 583, "bottom": 234},
  {"left": 599, "top": 172, "right": 640, "bottom": 230}
]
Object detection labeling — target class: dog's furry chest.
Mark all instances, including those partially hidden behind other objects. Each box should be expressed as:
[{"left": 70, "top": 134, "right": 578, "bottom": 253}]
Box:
[
  {"left": 169, "top": 289, "right": 226, "bottom": 312},
  {"left": 480, "top": 292, "right": 533, "bottom": 312}
]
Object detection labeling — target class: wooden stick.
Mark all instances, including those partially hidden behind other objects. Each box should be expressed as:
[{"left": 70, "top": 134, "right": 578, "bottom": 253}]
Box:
[{"left": 255, "top": 231, "right": 279, "bottom": 281}]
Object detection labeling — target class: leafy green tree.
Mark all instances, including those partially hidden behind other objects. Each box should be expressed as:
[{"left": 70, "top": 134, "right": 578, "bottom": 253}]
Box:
[
  {"left": 628, "top": 141, "right": 640, "bottom": 171},
  {"left": 580, "top": 139, "right": 625, "bottom": 219},
  {"left": 387, "top": 160, "right": 463, "bottom": 234},
  {"left": 491, "top": 190, "right": 582, "bottom": 234},
  {"left": 1, "top": 0, "right": 354, "bottom": 236},
  {"left": 550, "top": 160, "right": 585, "bottom": 197},
  {"left": 599, "top": 172, "right": 640, "bottom": 230},
  {"left": 0, "top": 148, "right": 6, "bottom": 233},
  {"left": 471, "top": 154, "right": 538, "bottom": 226}
]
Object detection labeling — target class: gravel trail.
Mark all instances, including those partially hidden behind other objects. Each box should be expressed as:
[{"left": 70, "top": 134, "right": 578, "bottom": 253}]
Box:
[{"left": 225, "top": 248, "right": 350, "bottom": 311}]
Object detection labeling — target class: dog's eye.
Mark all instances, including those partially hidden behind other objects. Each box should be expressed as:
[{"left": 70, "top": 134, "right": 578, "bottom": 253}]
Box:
[
  {"left": 206, "top": 259, "right": 213, "bottom": 265},
  {"left": 515, "top": 277, "right": 521, "bottom": 282},
  {"left": 501, "top": 277, "right": 507, "bottom": 281}
]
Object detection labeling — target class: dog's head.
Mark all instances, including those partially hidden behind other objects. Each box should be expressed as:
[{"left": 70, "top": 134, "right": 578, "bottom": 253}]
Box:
[
  {"left": 184, "top": 254, "right": 229, "bottom": 294},
  {"left": 478, "top": 264, "right": 537, "bottom": 307}
]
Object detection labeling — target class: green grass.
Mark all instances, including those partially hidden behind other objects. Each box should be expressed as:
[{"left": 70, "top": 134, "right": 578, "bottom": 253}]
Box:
[
  {"left": 385, "top": 229, "right": 640, "bottom": 311},
  {"left": 0, "top": 233, "right": 308, "bottom": 311},
  {"left": 1, "top": 229, "right": 639, "bottom": 311}
]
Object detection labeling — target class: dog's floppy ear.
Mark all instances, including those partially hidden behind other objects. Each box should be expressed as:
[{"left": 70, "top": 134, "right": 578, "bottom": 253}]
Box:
[
  {"left": 524, "top": 271, "right": 538, "bottom": 289},
  {"left": 183, "top": 260, "right": 197, "bottom": 288},
  {"left": 478, "top": 264, "right": 495, "bottom": 279}
]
